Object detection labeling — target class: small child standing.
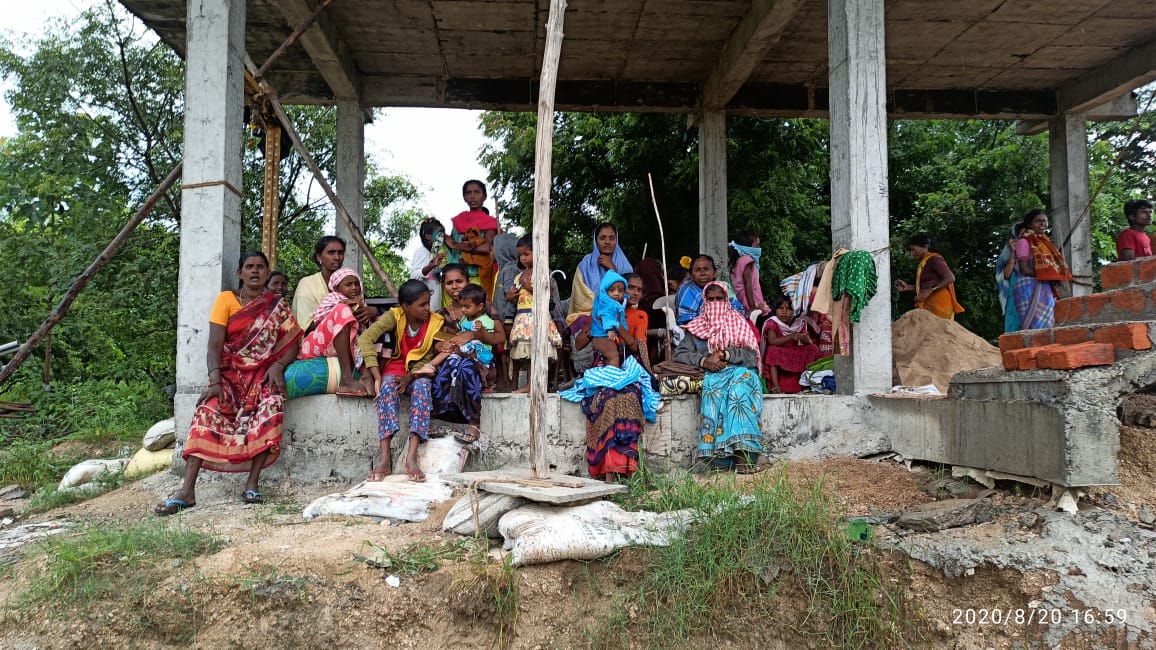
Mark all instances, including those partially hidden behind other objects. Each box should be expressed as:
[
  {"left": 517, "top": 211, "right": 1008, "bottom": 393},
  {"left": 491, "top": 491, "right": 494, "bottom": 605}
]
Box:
[
  {"left": 410, "top": 218, "right": 448, "bottom": 309},
  {"left": 591, "top": 270, "right": 628, "bottom": 368},
  {"left": 506, "top": 235, "right": 562, "bottom": 392}
]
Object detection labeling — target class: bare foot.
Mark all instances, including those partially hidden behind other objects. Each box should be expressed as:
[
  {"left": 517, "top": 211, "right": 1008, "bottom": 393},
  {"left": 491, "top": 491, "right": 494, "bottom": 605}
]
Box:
[
  {"left": 337, "top": 380, "right": 370, "bottom": 397},
  {"left": 512, "top": 385, "right": 530, "bottom": 394},
  {"left": 359, "top": 374, "right": 376, "bottom": 396}
]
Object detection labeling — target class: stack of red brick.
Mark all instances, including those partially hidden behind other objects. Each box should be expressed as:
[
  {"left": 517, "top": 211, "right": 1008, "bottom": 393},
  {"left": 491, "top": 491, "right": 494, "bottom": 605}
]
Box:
[{"left": 1000, "top": 257, "right": 1156, "bottom": 371}]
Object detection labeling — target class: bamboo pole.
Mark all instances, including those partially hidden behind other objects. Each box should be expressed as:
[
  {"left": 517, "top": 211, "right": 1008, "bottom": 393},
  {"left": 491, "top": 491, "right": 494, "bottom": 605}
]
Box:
[
  {"left": 647, "top": 173, "right": 674, "bottom": 362},
  {"left": 529, "top": 0, "right": 568, "bottom": 478},
  {"left": 0, "top": 163, "right": 183, "bottom": 386},
  {"left": 244, "top": 58, "right": 397, "bottom": 295}
]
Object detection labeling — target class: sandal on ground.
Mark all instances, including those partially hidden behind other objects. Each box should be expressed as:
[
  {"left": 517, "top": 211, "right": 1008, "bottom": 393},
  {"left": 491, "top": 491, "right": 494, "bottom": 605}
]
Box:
[
  {"left": 367, "top": 468, "right": 390, "bottom": 482},
  {"left": 241, "top": 489, "right": 265, "bottom": 505},
  {"left": 155, "top": 498, "right": 195, "bottom": 517},
  {"left": 454, "top": 424, "right": 481, "bottom": 445},
  {"left": 336, "top": 388, "right": 371, "bottom": 398}
]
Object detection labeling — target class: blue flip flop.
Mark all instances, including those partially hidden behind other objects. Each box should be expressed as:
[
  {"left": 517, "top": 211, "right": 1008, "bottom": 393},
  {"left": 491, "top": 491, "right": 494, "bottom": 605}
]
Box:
[
  {"left": 241, "top": 489, "right": 265, "bottom": 505},
  {"left": 155, "top": 498, "right": 194, "bottom": 516}
]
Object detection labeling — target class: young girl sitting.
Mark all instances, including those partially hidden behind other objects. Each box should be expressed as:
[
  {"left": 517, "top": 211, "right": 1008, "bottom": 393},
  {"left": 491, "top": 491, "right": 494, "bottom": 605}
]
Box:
[
  {"left": 357, "top": 279, "right": 445, "bottom": 482},
  {"left": 505, "top": 235, "right": 562, "bottom": 392},
  {"left": 762, "top": 294, "right": 821, "bottom": 394},
  {"left": 297, "top": 267, "right": 373, "bottom": 396},
  {"left": 590, "top": 271, "right": 628, "bottom": 368}
]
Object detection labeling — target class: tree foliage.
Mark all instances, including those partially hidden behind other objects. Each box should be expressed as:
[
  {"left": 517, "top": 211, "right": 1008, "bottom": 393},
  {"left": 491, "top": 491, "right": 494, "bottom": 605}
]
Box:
[
  {"left": 0, "top": 2, "right": 423, "bottom": 427},
  {"left": 482, "top": 102, "right": 1154, "bottom": 341}
]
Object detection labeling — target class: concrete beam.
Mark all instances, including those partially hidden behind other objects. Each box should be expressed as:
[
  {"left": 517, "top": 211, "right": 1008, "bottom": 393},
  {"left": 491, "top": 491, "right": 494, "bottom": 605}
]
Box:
[
  {"left": 700, "top": 0, "right": 805, "bottom": 110},
  {"left": 1049, "top": 112, "right": 1092, "bottom": 297},
  {"left": 697, "top": 110, "right": 728, "bottom": 272},
  {"left": 828, "top": 0, "right": 892, "bottom": 395},
  {"left": 1016, "top": 93, "right": 1138, "bottom": 136},
  {"left": 431, "top": 78, "right": 1059, "bottom": 119},
  {"left": 335, "top": 100, "right": 365, "bottom": 273},
  {"left": 1055, "top": 39, "right": 1156, "bottom": 115},
  {"left": 176, "top": 0, "right": 246, "bottom": 440},
  {"left": 269, "top": 0, "right": 359, "bottom": 100}
]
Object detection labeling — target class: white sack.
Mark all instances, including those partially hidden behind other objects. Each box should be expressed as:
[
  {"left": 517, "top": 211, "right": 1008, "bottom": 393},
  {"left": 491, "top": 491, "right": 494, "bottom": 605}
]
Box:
[
  {"left": 142, "top": 418, "right": 176, "bottom": 451},
  {"left": 498, "top": 500, "right": 696, "bottom": 566},
  {"left": 58, "top": 458, "right": 129, "bottom": 490}
]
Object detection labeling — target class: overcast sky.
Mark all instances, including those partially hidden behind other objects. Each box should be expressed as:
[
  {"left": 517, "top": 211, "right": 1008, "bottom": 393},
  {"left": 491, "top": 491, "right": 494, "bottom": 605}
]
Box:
[{"left": 0, "top": 1, "right": 494, "bottom": 226}]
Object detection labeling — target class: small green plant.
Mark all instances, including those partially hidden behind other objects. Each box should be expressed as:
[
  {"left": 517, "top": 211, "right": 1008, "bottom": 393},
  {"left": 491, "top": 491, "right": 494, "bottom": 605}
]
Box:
[
  {"left": 0, "top": 436, "right": 75, "bottom": 489},
  {"left": 17, "top": 519, "right": 222, "bottom": 609},
  {"left": 360, "top": 539, "right": 470, "bottom": 575},
  {"left": 235, "top": 565, "right": 309, "bottom": 604},
  {"left": 449, "top": 545, "right": 521, "bottom": 649},
  {"left": 594, "top": 468, "right": 918, "bottom": 649}
]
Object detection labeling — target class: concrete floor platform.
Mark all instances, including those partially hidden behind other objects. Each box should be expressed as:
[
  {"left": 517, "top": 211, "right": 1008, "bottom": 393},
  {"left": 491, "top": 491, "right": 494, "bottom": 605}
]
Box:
[{"left": 440, "top": 469, "right": 626, "bottom": 504}]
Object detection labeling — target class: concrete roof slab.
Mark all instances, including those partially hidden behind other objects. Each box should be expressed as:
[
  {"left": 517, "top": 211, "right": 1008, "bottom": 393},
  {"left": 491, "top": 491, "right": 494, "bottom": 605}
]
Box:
[
  {"left": 987, "top": 0, "right": 1110, "bottom": 25},
  {"left": 119, "top": 0, "right": 1156, "bottom": 117}
]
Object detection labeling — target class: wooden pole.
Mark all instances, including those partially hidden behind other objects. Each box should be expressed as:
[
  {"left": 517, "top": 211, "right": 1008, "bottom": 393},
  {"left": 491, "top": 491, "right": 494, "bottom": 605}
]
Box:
[
  {"left": 647, "top": 174, "right": 674, "bottom": 362},
  {"left": 243, "top": 58, "right": 397, "bottom": 295},
  {"left": 0, "top": 163, "right": 183, "bottom": 386},
  {"left": 529, "top": 0, "right": 567, "bottom": 478}
]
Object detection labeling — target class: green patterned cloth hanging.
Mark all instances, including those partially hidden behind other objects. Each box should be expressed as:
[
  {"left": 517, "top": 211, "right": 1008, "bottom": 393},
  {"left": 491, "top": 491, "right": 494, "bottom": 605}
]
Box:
[{"left": 831, "top": 250, "right": 877, "bottom": 323}]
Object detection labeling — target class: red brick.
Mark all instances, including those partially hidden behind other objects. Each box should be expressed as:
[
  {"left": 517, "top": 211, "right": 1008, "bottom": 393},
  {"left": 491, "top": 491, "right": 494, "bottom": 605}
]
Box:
[
  {"left": 1054, "top": 297, "right": 1083, "bottom": 324},
  {"left": 1086, "top": 293, "right": 1110, "bottom": 317},
  {"left": 1101, "top": 262, "right": 1136, "bottom": 289},
  {"left": 1138, "top": 258, "right": 1156, "bottom": 284},
  {"left": 998, "top": 333, "right": 1027, "bottom": 353},
  {"left": 1036, "top": 342, "right": 1115, "bottom": 370},
  {"left": 1110, "top": 289, "right": 1147, "bottom": 314},
  {"left": 1054, "top": 326, "right": 1091, "bottom": 345},
  {"left": 1003, "top": 344, "right": 1060, "bottom": 370},
  {"left": 1092, "top": 323, "right": 1153, "bottom": 351},
  {"left": 1025, "top": 330, "right": 1055, "bottom": 347}
]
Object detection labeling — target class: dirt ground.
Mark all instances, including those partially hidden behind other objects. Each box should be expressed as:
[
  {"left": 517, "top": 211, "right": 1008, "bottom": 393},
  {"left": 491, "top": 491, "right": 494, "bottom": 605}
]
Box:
[{"left": 0, "top": 452, "right": 1153, "bottom": 649}]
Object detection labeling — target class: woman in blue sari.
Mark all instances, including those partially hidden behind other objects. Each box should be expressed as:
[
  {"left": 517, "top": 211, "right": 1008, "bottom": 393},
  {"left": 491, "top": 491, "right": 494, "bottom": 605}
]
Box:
[
  {"left": 674, "top": 281, "right": 766, "bottom": 472},
  {"left": 995, "top": 223, "right": 1023, "bottom": 333},
  {"left": 675, "top": 254, "right": 744, "bottom": 324}
]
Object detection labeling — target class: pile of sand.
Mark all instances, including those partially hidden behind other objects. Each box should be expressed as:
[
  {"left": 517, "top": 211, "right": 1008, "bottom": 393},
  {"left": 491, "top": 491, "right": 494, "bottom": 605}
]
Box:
[{"left": 892, "top": 309, "right": 1002, "bottom": 393}]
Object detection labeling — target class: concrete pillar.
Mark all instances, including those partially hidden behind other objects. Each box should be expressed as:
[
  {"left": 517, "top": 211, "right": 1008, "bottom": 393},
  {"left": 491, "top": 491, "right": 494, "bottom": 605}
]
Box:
[
  {"left": 336, "top": 101, "right": 365, "bottom": 272},
  {"left": 698, "top": 110, "right": 728, "bottom": 272},
  {"left": 1049, "top": 112, "right": 1091, "bottom": 297},
  {"left": 175, "top": 0, "right": 246, "bottom": 441},
  {"left": 828, "top": 0, "right": 892, "bottom": 395}
]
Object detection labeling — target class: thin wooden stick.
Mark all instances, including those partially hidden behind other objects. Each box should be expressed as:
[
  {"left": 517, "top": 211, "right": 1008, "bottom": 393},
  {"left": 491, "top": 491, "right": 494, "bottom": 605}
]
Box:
[
  {"left": 529, "top": 0, "right": 568, "bottom": 478},
  {"left": 244, "top": 57, "right": 397, "bottom": 295},
  {"left": 0, "top": 163, "right": 183, "bottom": 386},
  {"left": 647, "top": 173, "right": 674, "bottom": 362}
]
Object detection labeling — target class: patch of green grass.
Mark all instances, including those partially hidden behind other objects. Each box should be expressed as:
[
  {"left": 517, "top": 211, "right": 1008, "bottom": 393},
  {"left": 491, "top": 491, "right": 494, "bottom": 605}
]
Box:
[
  {"left": 17, "top": 519, "right": 223, "bottom": 609},
  {"left": 360, "top": 539, "right": 471, "bottom": 575},
  {"left": 596, "top": 468, "right": 917, "bottom": 649},
  {"left": 0, "top": 436, "right": 75, "bottom": 489}
]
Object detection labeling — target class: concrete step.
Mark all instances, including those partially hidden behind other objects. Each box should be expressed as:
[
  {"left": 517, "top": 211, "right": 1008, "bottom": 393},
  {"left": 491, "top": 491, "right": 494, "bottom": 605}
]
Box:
[{"left": 999, "top": 321, "right": 1156, "bottom": 370}]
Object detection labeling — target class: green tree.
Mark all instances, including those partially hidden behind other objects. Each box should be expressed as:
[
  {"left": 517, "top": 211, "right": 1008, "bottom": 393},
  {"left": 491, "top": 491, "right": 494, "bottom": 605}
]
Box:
[{"left": 0, "top": 2, "right": 424, "bottom": 432}]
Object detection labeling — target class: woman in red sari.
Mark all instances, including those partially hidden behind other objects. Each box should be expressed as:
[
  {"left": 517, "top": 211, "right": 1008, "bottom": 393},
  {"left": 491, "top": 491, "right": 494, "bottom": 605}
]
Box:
[{"left": 156, "top": 252, "right": 302, "bottom": 516}]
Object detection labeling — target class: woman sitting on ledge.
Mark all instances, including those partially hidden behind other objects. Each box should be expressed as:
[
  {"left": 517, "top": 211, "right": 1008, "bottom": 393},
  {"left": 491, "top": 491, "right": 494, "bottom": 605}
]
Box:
[
  {"left": 674, "top": 281, "right": 767, "bottom": 473},
  {"left": 156, "top": 251, "right": 302, "bottom": 516}
]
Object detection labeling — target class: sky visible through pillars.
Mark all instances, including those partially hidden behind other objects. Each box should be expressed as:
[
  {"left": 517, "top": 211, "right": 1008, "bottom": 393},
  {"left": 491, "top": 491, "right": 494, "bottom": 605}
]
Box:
[{"left": 1, "top": 1, "right": 496, "bottom": 259}]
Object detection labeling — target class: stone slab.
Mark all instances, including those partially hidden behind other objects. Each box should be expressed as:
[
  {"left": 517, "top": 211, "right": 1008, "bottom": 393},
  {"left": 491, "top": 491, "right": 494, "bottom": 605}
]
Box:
[{"left": 439, "top": 468, "right": 626, "bottom": 504}]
